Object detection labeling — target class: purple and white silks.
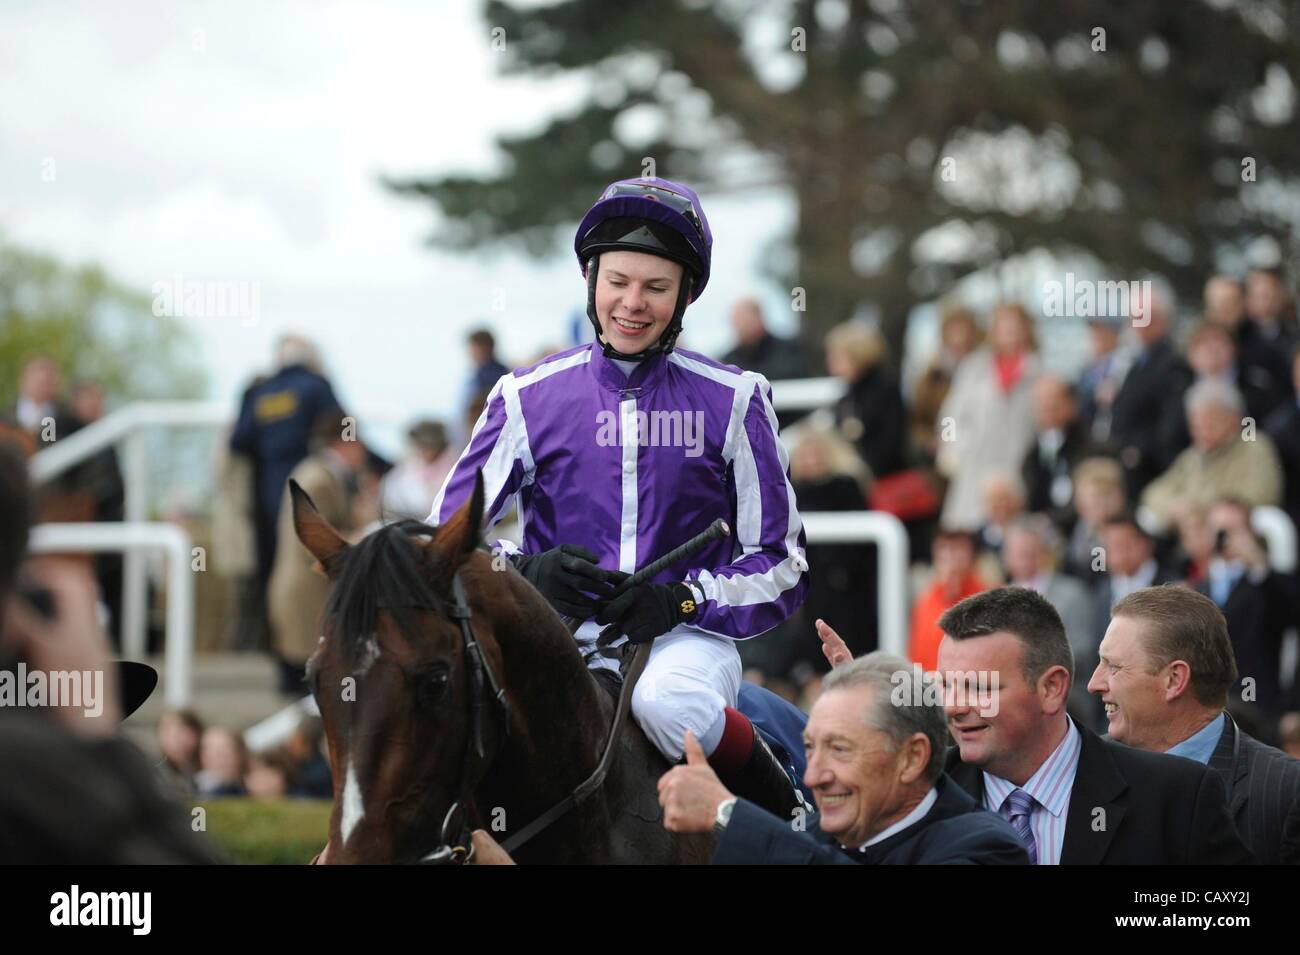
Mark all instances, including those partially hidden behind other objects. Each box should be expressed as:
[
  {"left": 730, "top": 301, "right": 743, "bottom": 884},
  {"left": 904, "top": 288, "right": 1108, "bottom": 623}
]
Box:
[{"left": 428, "top": 342, "right": 808, "bottom": 640}]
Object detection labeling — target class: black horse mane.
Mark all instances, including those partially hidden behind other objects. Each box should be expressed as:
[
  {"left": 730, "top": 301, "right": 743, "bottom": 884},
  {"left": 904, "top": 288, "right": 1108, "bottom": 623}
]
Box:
[{"left": 325, "top": 519, "right": 452, "bottom": 661}]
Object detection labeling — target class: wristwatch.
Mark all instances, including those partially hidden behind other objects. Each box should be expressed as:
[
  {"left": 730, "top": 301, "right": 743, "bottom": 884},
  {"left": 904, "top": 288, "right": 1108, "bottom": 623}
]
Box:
[{"left": 713, "top": 797, "right": 737, "bottom": 835}]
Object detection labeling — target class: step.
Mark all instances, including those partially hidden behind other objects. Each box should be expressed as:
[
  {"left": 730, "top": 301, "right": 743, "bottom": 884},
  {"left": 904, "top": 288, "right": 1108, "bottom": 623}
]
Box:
[{"left": 121, "top": 652, "right": 297, "bottom": 758}]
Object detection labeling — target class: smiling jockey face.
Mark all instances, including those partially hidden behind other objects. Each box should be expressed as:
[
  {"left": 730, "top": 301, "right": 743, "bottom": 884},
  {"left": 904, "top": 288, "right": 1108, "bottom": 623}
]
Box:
[{"left": 591, "top": 249, "right": 687, "bottom": 357}]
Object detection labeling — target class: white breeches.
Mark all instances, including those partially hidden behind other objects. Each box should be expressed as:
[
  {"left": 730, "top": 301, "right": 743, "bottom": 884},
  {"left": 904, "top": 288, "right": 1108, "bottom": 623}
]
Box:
[{"left": 574, "top": 621, "right": 742, "bottom": 762}]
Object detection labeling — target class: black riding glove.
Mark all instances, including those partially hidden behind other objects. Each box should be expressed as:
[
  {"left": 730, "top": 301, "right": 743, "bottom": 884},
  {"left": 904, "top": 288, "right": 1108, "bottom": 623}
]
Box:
[
  {"left": 595, "top": 582, "right": 700, "bottom": 645},
  {"left": 512, "top": 545, "right": 621, "bottom": 619}
]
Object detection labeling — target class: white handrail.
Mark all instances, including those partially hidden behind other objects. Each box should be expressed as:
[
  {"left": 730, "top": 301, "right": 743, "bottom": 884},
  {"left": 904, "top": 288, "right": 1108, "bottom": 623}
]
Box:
[
  {"left": 769, "top": 376, "right": 844, "bottom": 413},
  {"left": 26, "top": 381, "right": 845, "bottom": 483},
  {"left": 801, "top": 511, "right": 910, "bottom": 658},
  {"left": 22, "top": 387, "right": 859, "bottom": 704},
  {"left": 29, "top": 403, "right": 228, "bottom": 665},
  {"left": 27, "top": 522, "right": 195, "bottom": 708},
  {"left": 28, "top": 400, "right": 417, "bottom": 658},
  {"left": 27, "top": 402, "right": 230, "bottom": 483}
]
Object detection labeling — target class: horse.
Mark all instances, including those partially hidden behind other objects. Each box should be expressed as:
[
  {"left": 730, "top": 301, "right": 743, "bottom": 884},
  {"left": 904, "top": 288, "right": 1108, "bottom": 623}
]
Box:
[{"left": 291, "top": 470, "right": 713, "bottom": 864}]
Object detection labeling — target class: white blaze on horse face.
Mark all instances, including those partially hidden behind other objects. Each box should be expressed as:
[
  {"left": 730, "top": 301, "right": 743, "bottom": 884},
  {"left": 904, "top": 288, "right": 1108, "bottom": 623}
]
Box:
[
  {"left": 354, "top": 635, "right": 381, "bottom": 677},
  {"left": 341, "top": 760, "right": 365, "bottom": 845}
]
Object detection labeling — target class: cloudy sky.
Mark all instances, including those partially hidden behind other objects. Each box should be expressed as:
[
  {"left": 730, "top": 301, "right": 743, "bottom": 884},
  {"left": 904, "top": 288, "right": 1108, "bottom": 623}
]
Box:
[{"left": 1, "top": 0, "right": 796, "bottom": 449}]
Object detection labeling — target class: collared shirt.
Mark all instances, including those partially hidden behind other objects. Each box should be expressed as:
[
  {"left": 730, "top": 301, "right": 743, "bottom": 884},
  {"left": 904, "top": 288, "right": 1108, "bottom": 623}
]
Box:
[
  {"left": 1207, "top": 558, "right": 1245, "bottom": 608},
  {"left": 1109, "top": 559, "right": 1158, "bottom": 605},
  {"left": 983, "top": 717, "right": 1082, "bottom": 865},
  {"left": 1166, "top": 712, "right": 1226, "bottom": 765},
  {"left": 858, "top": 787, "right": 938, "bottom": 851},
  {"left": 1016, "top": 572, "right": 1050, "bottom": 596}
]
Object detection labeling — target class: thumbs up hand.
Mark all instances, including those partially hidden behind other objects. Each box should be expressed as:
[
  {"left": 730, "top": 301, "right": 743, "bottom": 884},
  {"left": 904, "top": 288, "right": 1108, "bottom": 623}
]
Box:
[
  {"left": 657, "top": 730, "right": 734, "bottom": 834},
  {"left": 683, "top": 730, "right": 707, "bottom": 765}
]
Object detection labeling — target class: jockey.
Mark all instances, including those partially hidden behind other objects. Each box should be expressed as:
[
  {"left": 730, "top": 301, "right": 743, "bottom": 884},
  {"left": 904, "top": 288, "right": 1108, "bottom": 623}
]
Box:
[{"left": 428, "top": 177, "right": 809, "bottom": 819}]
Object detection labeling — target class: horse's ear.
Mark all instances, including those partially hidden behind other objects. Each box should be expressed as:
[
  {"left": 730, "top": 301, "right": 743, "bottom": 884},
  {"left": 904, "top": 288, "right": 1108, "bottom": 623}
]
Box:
[
  {"left": 290, "top": 479, "right": 348, "bottom": 573},
  {"left": 432, "top": 470, "right": 485, "bottom": 566}
]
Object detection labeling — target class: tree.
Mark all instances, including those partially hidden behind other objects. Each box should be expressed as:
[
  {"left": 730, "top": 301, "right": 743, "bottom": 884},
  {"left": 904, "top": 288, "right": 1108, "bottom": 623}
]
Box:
[
  {"left": 389, "top": 0, "right": 1300, "bottom": 361},
  {"left": 0, "top": 238, "right": 207, "bottom": 412}
]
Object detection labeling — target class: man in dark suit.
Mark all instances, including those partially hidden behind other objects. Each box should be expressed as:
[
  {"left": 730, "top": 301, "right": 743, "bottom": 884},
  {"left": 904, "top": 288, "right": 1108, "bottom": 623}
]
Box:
[
  {"left": 1020, "top": 375, "right": 1099, "bottom": 533},
  {"left": 1263, "top": 346, "right": 1300, "bottom": 534},
  {"left": 1104, "top": 291, "right": 1193, "bottom": 499},
  {"left": 1239, "top": 267, "right": 1298, "bottom": 420},
  {"left": 936, "top": 586, "right": 1252, "bottom": 863},
  {"left": 1092, "top": 514, "right": 1179, "bottom": 626},
  {"left": 1194, "top": 499, "right": 1298, "bottom": 717},
  {"left": 1180, "top": 322, "right": 1277, "bottom": 430},
  {"left": 229, "top": 335, "right": 343, "bottom": 593},
  {"left": 657, "top": 651, "right": 1029, "bottom": 864},
  {"left": 1076, "top": 313, "right": 1129, "bottom": 444},
  {"left": 1086, "top": 584, "right": 1300, "bottom": 864}
]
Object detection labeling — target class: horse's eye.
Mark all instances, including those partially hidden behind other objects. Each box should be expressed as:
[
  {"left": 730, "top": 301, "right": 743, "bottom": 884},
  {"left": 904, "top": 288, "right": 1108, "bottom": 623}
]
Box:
[{"left": 419, "top": 668, "right": 450, "bottom": 705}]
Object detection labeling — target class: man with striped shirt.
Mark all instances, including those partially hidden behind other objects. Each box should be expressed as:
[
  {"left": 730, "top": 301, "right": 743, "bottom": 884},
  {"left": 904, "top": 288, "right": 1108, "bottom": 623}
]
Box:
[
  {"left": 429, "top": 178, "right": 809, "bottom": 820},
  {"left": 936, "top": 587, "right": 1252, "bottom": 864}
]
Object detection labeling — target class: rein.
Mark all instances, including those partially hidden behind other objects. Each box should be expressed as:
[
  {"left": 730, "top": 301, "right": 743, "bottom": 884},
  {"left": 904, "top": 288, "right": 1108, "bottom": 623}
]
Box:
[
  {"left": 415, "top": 573, "right": 648, "bottom": 864},
  {"left": 415, "top": 520, "right": 730, "bottom": 864}
]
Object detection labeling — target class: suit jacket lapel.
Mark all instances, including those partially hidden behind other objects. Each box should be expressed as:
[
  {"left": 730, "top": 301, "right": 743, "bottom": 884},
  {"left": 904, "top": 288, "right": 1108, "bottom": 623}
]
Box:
[
  {"left": 1060, "top": 726, "right": 1128, "bottom": 865},
  {"left": 1206, "top": 714, "right": 1249, "bottom": 816},
  {"left": 948, "top": 735, "right": 1132, "bottom": 864}
]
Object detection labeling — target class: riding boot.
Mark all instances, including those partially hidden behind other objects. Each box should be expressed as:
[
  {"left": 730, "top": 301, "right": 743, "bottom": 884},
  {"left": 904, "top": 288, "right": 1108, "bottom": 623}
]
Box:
[{"left": 716, "top": 726, "right": 807, "bottom": 823}]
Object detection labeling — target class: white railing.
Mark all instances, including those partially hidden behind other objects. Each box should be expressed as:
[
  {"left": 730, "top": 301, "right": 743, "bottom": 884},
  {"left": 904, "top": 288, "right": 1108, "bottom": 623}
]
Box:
[
  {"left": 30, "top": 402, "right": 229, "bottom": 668},
  {"left": 801, "top": 511, "right": 910, "bottom": 657},
  {"left": 23, "top": 389, "right": 1295, "bottom": 708},
  {"left": 27, "top": 522, "right": 196, "bottom": 708},
  {"left": 769, "top": 376, "right": 844, "bottom": 413},
  {"left": 23, "top": 383, "right": 874, "bottom": 713},
  {"left": 28, "top": 400, "right": 418, "bottom": 667}
]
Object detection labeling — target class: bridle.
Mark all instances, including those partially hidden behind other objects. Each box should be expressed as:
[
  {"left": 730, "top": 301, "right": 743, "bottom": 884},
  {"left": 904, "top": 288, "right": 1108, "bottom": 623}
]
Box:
[
  {"left": 337, "top": 516, "right": 729, "bottom": 864},
  {"left": 415, "top": 573, "right": 510, "bottom": 864},
  {"left": 407, "top": 520, "right": 730, "bottom": 864},
  {"left": 412, "top": 572, "right": 646, "bottom": 865},
  {"left": 416, "top": 566, "right": 655, "bottom": 867}
]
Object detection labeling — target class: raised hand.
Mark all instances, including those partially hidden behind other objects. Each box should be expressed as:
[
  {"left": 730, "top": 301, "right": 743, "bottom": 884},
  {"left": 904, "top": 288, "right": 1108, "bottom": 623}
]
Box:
[{"left": 815, "top": 618, "right": 852, "bottom": 669}]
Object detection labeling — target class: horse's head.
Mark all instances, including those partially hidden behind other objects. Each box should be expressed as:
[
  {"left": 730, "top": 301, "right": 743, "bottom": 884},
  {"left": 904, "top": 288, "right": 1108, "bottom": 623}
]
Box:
[{"left": 292, "top": 472, "right": 507, "bottom": 863}]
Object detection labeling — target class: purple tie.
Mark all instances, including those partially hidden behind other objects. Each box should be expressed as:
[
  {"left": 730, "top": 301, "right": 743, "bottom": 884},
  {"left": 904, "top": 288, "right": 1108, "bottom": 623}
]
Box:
[{"left": 1001, "top": 788, "right": 1039, "bottom": 864}]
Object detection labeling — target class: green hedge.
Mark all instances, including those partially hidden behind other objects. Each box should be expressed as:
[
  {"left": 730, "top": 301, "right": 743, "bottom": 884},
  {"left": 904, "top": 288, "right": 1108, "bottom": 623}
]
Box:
[{"left": 198, "top": 798, "right": 331, "bottom": 865}]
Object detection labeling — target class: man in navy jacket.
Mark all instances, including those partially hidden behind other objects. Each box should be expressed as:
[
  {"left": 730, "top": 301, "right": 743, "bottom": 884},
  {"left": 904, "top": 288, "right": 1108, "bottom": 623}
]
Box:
[{"left": 658, "top": 652, "right": 1029, "bottom": 865}]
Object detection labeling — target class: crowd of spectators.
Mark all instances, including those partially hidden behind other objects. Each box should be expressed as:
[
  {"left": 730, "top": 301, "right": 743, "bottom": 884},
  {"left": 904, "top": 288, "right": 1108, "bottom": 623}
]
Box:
[
  {"left": 7, "top": 263, "right": 1300, "bottom": 858},
  {"left": 157, "top": 708, "right": 331, "bottom": 801},
  {"left": 741, "top": 270, "right": 1300, "bottom": 757}
]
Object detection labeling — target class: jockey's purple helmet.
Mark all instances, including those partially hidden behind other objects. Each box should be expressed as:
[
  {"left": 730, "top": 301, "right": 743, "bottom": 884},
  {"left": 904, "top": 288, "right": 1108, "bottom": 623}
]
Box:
[
  {"left": 574, "top": 177, "right": 712, "bottom": 302},
  {"left": 574, "top": 177, "right": 712, "bottom": 360}
]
